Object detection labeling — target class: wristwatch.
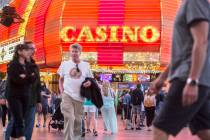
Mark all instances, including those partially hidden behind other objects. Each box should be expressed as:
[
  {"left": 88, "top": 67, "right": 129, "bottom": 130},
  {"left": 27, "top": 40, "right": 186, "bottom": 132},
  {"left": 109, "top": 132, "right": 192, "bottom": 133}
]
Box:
[{"left": 186, "top": 78, "right": 198, "bottom": 86}]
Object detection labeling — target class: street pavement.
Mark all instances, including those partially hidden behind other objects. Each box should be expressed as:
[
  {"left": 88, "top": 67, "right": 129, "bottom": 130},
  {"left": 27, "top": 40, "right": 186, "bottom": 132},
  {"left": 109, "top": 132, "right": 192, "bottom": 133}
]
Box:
[{"left": 0, "top": 116, "right": 200, "bottom": 140}]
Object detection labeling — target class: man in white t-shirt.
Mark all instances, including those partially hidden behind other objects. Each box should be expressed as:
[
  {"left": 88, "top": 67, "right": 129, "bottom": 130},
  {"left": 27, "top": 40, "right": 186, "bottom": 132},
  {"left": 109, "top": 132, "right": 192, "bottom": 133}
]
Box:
[{"left": 57, "top": 43, "right": 93, "bottom": 140}]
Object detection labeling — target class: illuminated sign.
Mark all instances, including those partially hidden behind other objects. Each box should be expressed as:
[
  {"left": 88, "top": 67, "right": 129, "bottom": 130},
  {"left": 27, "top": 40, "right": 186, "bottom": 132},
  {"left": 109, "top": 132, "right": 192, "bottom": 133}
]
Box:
[
  {"left": 60, "top": 25, "right": 160, "bottom": 43},
  {"left": 18, "top": 0, "right": 36, "bottom": 36},
  {"left": 0, "top": 37, "right": 24, "bottom": 64}
]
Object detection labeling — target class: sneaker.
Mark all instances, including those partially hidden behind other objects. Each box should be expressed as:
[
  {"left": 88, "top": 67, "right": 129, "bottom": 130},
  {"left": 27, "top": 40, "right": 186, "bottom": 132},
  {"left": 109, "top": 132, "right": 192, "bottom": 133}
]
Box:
[
  {"left": 43, "top": 124, "right": 46, "bottom": 128},
  {"left": 136, "top": 127, "right": 141, "bottom": 130},
  {"left": 81, "top": 132, "right": 85, "bottom": 137},
  {"left": 86, "top": 129, "right": 91, "bottom": 133},
  {"left": 93, "top": 129, "right": 98, "bottom": 136},
  {"left": 147, "top": 127, "right": 152, "bottom": 131},
  {"left": 140, "top": 124, "right": 145, "bottom": 127},
  {"left": 36, "top": 124, "right": 40, "bottom": 128}
]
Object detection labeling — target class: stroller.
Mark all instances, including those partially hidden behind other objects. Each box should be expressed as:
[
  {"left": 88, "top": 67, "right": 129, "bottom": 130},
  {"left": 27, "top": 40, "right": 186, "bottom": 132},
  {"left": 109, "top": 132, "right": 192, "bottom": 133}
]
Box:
[{"left": 48, "top": 98, "right": 64, "bottom": 132}]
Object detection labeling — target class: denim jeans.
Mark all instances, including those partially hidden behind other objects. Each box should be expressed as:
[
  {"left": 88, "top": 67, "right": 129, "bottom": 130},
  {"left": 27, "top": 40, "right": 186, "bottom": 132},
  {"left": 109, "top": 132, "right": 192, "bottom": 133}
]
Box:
[
  {"left": 81, "top": 118, "right": 85, "bottom": 133},
  {"left": 5, "top": 106, "right": 36, "bottom": 140},
  {"left": 25, "top": 106, "right": 36, "bottom": 140},
  {"left": 5, "top": 115, "right": 13, "bottom": 140}
]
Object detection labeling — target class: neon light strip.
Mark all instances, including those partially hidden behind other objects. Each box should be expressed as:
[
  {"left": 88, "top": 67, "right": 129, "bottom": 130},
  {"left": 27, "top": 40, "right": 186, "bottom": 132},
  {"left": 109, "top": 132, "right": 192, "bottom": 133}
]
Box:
[
  {"left": 97, "top": 0, "right": 125, "bottom": 65},
  {"left": 18, "top": 0, "right": 36, "bottom": 36}
]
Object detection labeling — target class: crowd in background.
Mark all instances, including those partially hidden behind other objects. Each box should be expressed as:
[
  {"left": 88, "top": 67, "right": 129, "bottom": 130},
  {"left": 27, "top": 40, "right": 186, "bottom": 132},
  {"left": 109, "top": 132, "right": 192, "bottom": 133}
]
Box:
[
  {"left": 119, "top": 83, "right": 168, "bottom": 131},
  {"left": 0, "top": 42, "right": 168, "bottom": 140},
  {"left": 0, "top": 71, "right": 169, "bottom": 138}
]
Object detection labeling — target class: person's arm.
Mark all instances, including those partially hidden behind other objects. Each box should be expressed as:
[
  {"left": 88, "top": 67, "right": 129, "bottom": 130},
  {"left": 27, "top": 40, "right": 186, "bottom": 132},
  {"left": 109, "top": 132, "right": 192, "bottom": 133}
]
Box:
[
  {"left": 59, "top": 77, "right": 64, "bottom": 94},
  {"left": 32, "top": 65, "right": 42, "bottom": 112},
  {"left": 57, "top": 63, "right": 64, "bottom": 94},
  {"left": 150, "top": 65, "right": 170, "bottom": 93},
  {"left": 188, "top": 22, "right": 209, "bottom": 81},
  {"left": 159, "top": 66, "right": 169, "bottom": 82},
  {"left": 182, "top": 0, "right": 210, "bottom": 106},
  {"left": 156, "top": 65, "right": 170, "bottom": 86},
  {"left": 182, "top": 21, "right": 209, "bottom": 106},
  {"left": 36, "top": 69, "right": 42, "bottom": 104}
]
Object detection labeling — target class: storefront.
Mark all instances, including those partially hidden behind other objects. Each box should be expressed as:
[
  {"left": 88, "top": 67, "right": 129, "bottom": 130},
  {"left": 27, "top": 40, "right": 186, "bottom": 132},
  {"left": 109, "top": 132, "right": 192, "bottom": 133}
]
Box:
[{"left": 0, "top": 0, "right": 180, "bottom": 91}]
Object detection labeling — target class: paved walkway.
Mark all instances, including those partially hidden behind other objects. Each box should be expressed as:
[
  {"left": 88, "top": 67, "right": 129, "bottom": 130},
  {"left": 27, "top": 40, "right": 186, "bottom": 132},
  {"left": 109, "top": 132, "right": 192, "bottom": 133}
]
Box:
[{"left": 0, "top": 116, "right": 200, "bottom": 140}]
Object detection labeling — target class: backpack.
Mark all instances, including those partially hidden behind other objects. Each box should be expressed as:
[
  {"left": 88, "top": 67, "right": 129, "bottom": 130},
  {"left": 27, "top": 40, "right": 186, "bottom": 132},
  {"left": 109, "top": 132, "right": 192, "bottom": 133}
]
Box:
[{"left": 131, "top": 89, "right": 142, "bottom": 105}]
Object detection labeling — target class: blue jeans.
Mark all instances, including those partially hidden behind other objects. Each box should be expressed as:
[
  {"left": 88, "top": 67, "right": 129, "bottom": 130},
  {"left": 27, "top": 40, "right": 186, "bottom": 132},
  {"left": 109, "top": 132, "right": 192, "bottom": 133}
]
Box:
[
  {"left": 5, "top": 106, "right": 36, "bottom": 140},
  {"left": 5, "top": 115, "right": 13, "bottom": 140},
  {"left": 81, "top": 115, "right": 85, "bottom": 133}
]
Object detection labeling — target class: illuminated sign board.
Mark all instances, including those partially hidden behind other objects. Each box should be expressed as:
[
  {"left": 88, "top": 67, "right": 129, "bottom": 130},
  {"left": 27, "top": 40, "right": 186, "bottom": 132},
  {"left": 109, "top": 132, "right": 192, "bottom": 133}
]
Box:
[
  {"left": 0, "top": 37, "right": 24, "bottom": 64},
  {"left": 60, "top": 25, "right": 160, "bottom": 43}
]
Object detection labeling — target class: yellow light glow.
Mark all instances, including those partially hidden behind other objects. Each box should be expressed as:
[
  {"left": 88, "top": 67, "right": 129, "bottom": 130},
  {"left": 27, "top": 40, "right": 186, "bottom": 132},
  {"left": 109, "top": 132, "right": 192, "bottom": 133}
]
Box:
[
  {"left": 121, "top": 26, "right": 139, "bottom": 43},
  {"left": 60, "top": 26, "right": 76, "bottom": 42},
  {"left": 18, "top": 0, "right": 36, "bottom": 36},
  {"left": 77, "top": 26, "right": 94, "bottom": 42},
  {"left": 95, "top": 26, "right": 107, "bottom": 42},
  {"left": 109, "top": 26, "right": 119, "bottom": 42},
  {"left": 60, "top": 25, "right": 160, "bottom": 43},
  {"left": 140, "top": 26, "right": 160, "bottom": 43}
]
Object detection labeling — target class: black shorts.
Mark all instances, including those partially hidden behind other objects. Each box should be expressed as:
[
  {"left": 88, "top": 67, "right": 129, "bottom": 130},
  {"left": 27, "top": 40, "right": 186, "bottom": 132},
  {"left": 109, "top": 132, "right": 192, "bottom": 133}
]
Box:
[{"left": 153, "top": 79, "right": 210, "bottom": 136}]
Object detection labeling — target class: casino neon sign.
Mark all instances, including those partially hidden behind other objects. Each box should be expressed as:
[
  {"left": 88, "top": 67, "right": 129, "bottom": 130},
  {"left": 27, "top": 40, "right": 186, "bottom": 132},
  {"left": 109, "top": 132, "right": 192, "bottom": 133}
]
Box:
[{"left": 60, "top": 25, "right": 160, "bottom": 43}]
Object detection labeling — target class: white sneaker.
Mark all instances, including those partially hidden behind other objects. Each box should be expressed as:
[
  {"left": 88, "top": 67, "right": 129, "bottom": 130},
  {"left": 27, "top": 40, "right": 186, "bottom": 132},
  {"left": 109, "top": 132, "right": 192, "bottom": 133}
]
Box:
[{"left": 147, "top": 127, "right": 152, "bottom": 131}]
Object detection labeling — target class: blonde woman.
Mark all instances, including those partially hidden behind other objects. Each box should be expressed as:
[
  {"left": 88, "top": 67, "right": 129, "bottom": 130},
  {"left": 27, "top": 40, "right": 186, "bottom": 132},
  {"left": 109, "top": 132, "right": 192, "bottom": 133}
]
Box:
[{"left": 101, "top": 81, "right": 118, "bottom": 134}]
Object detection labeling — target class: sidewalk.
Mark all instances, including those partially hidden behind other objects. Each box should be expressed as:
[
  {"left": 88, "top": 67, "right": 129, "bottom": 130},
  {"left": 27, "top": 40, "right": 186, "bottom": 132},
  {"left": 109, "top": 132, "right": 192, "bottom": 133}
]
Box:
[{"left": 0, "top": 116, "right": 199, "bottom": 140}]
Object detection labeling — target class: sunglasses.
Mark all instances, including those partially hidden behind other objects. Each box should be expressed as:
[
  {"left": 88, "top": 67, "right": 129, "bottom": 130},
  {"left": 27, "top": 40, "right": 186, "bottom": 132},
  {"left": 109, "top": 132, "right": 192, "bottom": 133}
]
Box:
[{"left": 76, "top": 64, "right": 80, "bottom": 72}]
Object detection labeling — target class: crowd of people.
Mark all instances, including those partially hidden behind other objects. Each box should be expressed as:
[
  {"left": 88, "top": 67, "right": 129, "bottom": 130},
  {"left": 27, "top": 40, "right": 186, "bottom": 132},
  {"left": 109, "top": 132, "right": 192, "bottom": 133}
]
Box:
[{"left": 119, "top": 84, "right": 167, "bottom": 131}]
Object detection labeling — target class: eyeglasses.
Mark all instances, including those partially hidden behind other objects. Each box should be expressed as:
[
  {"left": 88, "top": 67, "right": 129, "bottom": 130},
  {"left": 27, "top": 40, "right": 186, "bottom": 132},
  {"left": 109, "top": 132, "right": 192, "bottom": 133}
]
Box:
[
  {"left": 29, "top": 47, "right": 37, "bottom": 51},
  {"left": 76, "top": 64, "right": 80, "bottom": 72}
]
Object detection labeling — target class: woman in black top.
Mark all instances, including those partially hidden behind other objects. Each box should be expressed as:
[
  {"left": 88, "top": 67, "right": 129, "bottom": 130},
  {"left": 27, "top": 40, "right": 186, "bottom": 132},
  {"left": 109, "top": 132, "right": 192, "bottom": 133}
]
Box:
[{"left": 7, "top": 44, "right": 36, "bottom": 140}]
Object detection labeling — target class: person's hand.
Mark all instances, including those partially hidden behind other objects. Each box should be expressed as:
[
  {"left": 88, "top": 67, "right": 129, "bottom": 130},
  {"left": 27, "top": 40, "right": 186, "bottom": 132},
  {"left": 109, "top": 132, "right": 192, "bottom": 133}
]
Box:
[
  {"left": 20, "top": 74, "right": 26, "bottom": 78},
  {"left": 36, "top": 103, "right": 42, "bottom": 113},
  {"left": 83, "top": 80, "right": 91, "bottom": 88},
  {"left": 182, "top": 84, "right": 198, "bottom": 106},
  {"left": 150, "top": 77, "right": 165, "bottom": 94}
]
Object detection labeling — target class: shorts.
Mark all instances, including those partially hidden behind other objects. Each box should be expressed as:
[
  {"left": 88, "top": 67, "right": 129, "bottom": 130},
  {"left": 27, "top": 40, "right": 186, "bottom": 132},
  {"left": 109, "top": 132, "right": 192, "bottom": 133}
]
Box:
[
  {"left": 132, "top": 105, "right": 141, "bottom": 115},
  {"left": 84, "top": 105, "right": 96, "bottom": 113},
  {"left": 153, "top": 79, "right": 210, "bottom": 136}
]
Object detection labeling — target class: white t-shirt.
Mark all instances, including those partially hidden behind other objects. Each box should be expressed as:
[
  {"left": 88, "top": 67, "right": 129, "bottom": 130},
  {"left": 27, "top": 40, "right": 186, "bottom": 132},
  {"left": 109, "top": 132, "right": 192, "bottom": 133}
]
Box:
[{"left": 57, "top": 60, "right": 93, "bottom": 102}]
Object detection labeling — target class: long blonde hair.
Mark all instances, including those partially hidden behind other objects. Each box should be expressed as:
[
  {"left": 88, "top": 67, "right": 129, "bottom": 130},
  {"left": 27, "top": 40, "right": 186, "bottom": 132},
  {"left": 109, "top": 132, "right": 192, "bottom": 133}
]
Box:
[{"left": 102, "top": 80, "right": 111, "bottom": 97}]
